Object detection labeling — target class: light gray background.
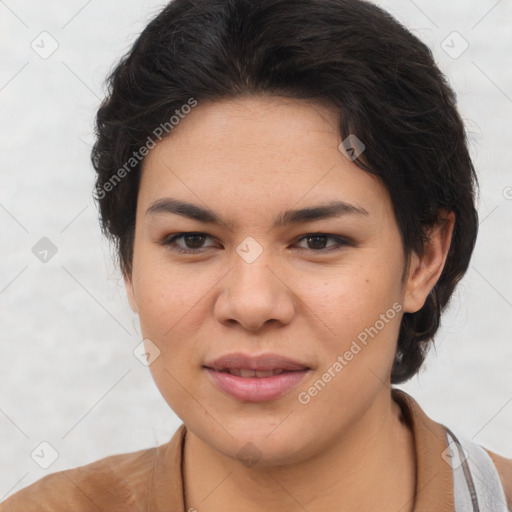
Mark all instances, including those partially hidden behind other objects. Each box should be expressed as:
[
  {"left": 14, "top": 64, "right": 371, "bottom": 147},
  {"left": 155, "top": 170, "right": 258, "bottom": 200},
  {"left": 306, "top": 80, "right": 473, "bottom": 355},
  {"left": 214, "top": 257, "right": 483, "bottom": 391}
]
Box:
[{"left": 1, "top": 0, "right": 511, "bottom": 500}]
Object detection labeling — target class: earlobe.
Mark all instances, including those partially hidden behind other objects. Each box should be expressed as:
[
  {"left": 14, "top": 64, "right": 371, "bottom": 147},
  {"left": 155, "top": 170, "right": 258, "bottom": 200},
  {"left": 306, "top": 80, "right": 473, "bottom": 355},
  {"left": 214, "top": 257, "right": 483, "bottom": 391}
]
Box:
[
  {"left": 403, "top": 211, "right": 455, "bottom": 314},
  {"left": 124, "top": 274, "right": 138, "bottom": 313}
]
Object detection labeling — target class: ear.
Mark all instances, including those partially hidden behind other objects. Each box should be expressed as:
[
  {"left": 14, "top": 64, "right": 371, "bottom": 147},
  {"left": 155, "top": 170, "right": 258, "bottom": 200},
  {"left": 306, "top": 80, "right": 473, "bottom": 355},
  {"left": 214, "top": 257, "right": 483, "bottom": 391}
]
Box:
[
  {"left": 124, "top": 273, "right": 138, "bottom": 313},
  {"left": 403, "top": 211, "right": 455, "bottom": 314}
]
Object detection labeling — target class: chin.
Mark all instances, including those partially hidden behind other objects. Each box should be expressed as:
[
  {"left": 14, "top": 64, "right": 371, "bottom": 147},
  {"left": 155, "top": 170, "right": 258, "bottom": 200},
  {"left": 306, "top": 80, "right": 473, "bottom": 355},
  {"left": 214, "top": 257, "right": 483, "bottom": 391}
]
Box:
[
  {"left": 228, "top": 434, "right": 309, "bottom": 468},
  {"left": 200, "top": 415, "right": 315, "bottom": 468}
]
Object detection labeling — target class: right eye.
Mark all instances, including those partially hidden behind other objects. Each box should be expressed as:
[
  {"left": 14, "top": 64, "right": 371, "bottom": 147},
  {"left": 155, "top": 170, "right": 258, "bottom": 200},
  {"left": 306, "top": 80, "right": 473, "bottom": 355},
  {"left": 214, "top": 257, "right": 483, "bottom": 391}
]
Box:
[{"left": 159, "top": 232, "right": 219, "bottom": 254}]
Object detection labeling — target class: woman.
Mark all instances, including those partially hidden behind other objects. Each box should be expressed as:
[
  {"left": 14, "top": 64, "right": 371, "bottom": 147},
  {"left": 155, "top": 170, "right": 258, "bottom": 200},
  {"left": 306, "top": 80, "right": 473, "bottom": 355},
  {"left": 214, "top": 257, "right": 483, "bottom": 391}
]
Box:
[{"left": 3, "top": 0, "right": 511, "bottom": 510}]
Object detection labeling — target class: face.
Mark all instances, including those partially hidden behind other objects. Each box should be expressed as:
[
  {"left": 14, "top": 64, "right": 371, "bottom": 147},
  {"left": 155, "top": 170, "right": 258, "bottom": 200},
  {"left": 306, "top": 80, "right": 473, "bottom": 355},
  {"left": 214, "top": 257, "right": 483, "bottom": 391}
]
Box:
[{"left": 125, "top": 95, "right": 441, "bottom": 466}]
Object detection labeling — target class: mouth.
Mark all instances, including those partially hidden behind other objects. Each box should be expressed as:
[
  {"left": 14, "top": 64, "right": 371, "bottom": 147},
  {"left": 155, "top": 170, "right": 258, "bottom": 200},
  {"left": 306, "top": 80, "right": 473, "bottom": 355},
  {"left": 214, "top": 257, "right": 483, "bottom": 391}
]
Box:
[
  {"left": 213, "top": 368, "right": 290, "bottom": 377},
  {"left": 203, "top": 353, "right": 310, "bottom": 402}
]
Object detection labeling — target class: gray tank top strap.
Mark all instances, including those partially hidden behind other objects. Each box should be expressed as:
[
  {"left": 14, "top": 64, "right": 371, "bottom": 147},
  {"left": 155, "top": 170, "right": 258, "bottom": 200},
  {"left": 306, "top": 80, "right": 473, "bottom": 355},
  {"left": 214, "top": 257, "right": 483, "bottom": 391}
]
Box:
[{"left": 444, "top": 426, "right": 508, "bottom": 511}]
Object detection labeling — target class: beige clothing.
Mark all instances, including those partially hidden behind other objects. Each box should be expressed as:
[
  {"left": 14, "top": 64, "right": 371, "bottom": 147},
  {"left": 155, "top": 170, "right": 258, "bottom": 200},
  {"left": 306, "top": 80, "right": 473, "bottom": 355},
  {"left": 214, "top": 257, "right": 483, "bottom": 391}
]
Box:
[{"left": 2, "top": 389, "right": 511, "bottom": 511}]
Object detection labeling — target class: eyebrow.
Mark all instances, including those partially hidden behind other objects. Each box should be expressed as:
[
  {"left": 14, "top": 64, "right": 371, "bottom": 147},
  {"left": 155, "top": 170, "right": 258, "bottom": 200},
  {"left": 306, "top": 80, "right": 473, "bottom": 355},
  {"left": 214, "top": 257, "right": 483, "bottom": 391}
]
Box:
[{"left": 146, "top": 197, "right": 369, "bottom": 229}]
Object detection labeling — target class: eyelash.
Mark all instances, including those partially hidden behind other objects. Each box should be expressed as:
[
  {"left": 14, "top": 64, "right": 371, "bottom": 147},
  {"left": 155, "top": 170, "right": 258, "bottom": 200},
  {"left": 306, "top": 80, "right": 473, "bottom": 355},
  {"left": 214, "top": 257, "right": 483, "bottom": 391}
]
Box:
[{"left": 159, "top": 232, "right": 352, "bottom": 254}]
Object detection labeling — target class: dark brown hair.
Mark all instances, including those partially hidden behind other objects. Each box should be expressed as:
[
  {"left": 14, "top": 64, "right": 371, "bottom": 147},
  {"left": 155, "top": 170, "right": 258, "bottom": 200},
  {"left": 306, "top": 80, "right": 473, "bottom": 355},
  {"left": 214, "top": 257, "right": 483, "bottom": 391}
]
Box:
[{"left": 91, "top": 0, "right": 478, "bottom": 383}]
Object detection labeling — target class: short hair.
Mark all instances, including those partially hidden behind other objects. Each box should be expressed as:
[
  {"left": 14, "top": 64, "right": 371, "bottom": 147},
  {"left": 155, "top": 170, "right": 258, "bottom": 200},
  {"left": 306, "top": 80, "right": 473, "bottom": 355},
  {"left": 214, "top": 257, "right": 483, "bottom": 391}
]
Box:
[{"left": 91, "top": 0, "right": 478, "bottom": 384}]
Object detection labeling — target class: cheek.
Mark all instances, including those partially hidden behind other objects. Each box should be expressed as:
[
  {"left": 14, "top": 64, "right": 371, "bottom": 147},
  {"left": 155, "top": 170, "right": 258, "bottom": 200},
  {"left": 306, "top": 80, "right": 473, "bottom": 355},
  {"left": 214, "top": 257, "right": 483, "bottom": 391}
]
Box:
[
  {"left": 132, "top": 268, "right": 185, "bottom": 357},
  {"left": 300, "top": 255, "right": 403, "bottom": 344},
  {"left": 133, "top": 243, "right": 210, "bottom": 329},
  {"left": 295, "top": 273, "right": 403, "bottom": 420},
  {"left": 133, "top": 262, "right": 210, "bottom": 419},
  {"left": 302, "top": 263, "right": 404, "bottom": 411}
]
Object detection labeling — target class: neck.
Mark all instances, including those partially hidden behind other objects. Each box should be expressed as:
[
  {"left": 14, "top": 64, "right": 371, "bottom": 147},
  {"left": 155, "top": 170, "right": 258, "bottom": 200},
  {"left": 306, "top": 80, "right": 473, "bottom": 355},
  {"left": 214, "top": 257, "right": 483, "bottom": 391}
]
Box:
[{"left": 183, "top": 388, "right": 416, "bottom": 512}]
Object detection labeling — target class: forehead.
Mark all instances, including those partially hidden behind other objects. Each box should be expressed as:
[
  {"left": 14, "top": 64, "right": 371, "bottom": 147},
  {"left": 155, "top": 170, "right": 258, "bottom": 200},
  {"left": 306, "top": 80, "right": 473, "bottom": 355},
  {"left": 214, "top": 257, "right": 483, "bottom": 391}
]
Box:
[{"left": 137, "top": 96, "right": 392, "bottom": 222}]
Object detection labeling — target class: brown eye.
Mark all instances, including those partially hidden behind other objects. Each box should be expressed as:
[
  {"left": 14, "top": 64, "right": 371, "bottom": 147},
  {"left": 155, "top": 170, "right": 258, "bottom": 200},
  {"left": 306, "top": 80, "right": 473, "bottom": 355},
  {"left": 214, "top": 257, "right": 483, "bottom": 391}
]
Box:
[
  {"left": 161, "top": 232, "right": 217, "bottom": 254},
  {"left": 305, "top": 235, "right": 328, "bottom": 250},
  {"left": 181, "top": 233, "right": 207, "bottom": 249},
  {"left": 295, "top": 233, "right": 352, "bottom": 252}
]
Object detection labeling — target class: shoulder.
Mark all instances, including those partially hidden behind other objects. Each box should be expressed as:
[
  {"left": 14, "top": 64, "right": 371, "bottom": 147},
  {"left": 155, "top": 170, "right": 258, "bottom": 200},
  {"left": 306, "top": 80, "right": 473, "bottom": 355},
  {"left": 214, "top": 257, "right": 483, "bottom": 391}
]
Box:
[
  {"left": 0, "top": 445, "right": 160, "bottom": 512},
  {"left": 485, "top": 448, "right": 512, "bottom": 510}
]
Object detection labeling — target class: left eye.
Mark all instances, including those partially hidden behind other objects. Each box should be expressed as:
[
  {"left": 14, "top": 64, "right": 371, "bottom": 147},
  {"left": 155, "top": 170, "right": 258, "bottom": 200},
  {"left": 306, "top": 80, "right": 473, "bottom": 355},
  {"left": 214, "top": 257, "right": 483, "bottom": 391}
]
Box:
[{"left": 295, "top": 234, "right": 351, "bottom": 251}]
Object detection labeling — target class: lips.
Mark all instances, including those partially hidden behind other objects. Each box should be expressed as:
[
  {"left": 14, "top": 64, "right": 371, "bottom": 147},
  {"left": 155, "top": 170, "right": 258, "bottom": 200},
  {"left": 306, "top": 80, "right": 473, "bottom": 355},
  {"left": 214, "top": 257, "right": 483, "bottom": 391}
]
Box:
[
  {"left": 203, "top": 353, "right": 310, "bottom": 402},
  {"left": 221, "top": 368, "right": 285, "bottom": 377},
  {"left": 204, "top": 353, "right": 309, "bottom": 372}
]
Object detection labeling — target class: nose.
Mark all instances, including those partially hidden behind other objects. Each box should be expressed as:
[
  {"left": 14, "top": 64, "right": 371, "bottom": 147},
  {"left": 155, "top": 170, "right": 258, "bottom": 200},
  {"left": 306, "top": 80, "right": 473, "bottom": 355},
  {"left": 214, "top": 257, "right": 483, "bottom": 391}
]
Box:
[{"left": 214, "top": 249, "right": 296, "bottom": 332}]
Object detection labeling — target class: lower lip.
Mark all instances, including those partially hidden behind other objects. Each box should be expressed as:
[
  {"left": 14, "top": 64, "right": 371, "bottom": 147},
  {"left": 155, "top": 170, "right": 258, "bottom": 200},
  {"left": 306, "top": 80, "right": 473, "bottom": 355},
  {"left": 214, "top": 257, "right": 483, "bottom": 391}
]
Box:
[{"left": 204, "top": 368, "right": 309, "bottom": 402}]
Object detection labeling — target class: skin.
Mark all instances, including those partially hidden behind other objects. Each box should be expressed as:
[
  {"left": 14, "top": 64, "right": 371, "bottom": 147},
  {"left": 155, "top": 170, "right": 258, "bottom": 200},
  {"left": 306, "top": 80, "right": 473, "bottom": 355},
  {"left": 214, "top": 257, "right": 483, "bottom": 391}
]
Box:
[{"left": 125, "top": 95, "right": 455, "bottom": 512}]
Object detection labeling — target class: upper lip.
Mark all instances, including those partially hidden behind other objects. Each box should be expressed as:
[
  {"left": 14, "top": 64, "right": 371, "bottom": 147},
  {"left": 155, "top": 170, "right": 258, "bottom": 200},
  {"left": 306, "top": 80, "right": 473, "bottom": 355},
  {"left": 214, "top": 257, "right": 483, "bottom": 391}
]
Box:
[{"left": 204, "top": 353, "right": 309, "bottom": 371}]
